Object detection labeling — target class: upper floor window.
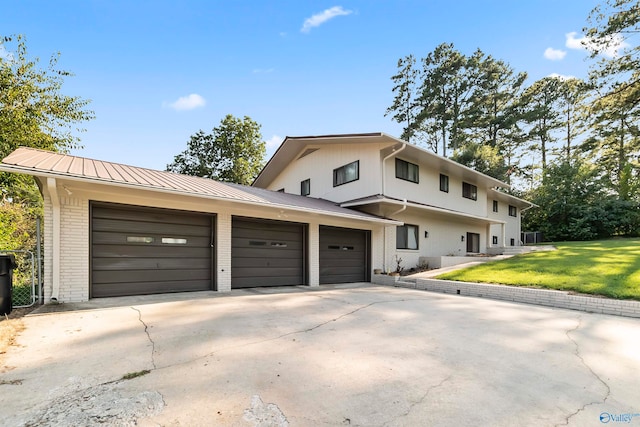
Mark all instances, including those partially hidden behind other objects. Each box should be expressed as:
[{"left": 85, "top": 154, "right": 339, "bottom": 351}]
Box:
[
  {"left": 493, "top": 200, "right": 498, "bottom": 212},
  {"left": 396, "top": 224, "right": 419, "bottom": 250},
  {"left": 333, "top": 160, "right": 359, "bottom": 187},
  {"left": 395, "top": 158, "right": 419, "bottom": 183},
  {"left": 300, "top": 179, "right": 310, "bottom": 196},
  {"left": 509, "top": 205, "right": 517, "bottom": 217},
  {"left": 462, "top": 182, "right": 477, "bottom": 201},
  {"left": 440, "top": 174, "right": 449, "bottom": 193}
]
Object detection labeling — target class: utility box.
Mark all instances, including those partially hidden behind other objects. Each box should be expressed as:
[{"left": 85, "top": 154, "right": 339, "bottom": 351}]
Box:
[{"left": 0, "top": 254, "right": 17, "bottom": 315}]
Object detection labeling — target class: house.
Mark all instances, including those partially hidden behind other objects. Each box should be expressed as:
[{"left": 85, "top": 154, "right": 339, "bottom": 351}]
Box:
[
  {"left": 252, "top": 133, "right": 534, "bottom": 270},
  {"left": 0, "top": 147, "right": 401, "bottom": 302},
  {"left": 0, "top": 133, "right": 533, "bottom": 303}
]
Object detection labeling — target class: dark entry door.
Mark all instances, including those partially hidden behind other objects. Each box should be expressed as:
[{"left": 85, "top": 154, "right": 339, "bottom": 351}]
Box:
[
  {"left": 91, "top": 203, "right": 214, "bottom": 298},
  {"left": 466, "top": 232, "right": 480, "bottom": 253},
  {"left": 319, "top": 226, "right": 370, "bottom": 284},
  {"left": 231, "top": 217, "right": 305, "bottom": 288}
]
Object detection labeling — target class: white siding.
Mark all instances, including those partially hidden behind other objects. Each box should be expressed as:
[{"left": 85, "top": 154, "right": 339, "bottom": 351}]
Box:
[{"left": 267, "top": 143, "right": 384, "bottom": 202}]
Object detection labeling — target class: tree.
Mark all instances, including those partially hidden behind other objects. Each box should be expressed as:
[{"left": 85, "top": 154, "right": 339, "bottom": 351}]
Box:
[
  {"left": 385, "top": 55, "right": 421, "bottom": 143},
  {"left": 0, "top": 35, "right": 94, "bottom": 204},
  {"left": 167, "top": 114, "right": 266, "bottom": 185},
  {"left": 585, "top": 0, "right": 640, "bottom": 108}
]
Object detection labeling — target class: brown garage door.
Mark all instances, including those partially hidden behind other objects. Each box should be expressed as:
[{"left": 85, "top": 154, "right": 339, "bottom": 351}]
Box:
[
  {"left": 91, "top": 203, "right": 214, "bottom": 298},
  {"left": 232, "top": 217, "right": 305, "bottom": 288},
  {"left": 319, "top": 226, "right": 370, "bottom": 284}
]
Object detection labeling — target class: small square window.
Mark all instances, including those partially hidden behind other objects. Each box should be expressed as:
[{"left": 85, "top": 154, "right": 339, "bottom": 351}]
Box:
[
  {"left": 462, "top": 182, "right": 477, "bottom": 201},
  {"left": 395, "top": 158, "right": 419, "bottom": 183},
  {"left": 509, "top": 205, "right": 517, "bottom": 217},
  {"left": 333, "top": 161, "right": 359, "bottom": 187},
  {"left": 396, "top": 224, "right": 419, "bottom": 250},
  {"left": 493, "top": 200, "right": 498, "bottom": 212},
  {"left": 440, "top": 174, "right": 449, "bottom": 193},
  {"left": 301, "top": 179, "right": 310, "bottom": 196}
]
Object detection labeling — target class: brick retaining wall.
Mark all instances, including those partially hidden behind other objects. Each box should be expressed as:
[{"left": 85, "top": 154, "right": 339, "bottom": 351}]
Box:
[{"left": 372, "top": 274, "right": 640, "bottom": 318}]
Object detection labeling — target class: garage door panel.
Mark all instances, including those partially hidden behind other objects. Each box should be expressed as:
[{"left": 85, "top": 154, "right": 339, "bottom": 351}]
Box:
[
  {"left": 93, "top": 245, "right": 210, "bottom": 258},
  {"left": 319, "top": 226, "right": 369, "bottom": 284},
  {"left": 92, "top": 232, "right": 211, "bottom": 247},
  {"left": 91, "top": 203, "right": 213, "bottom": 297},
  {"left": 92, "top": 206, "right": 211, "bottom": 226},
  {"left": 92, "top": 280, "right": 212, "bottom": 298},
  {"left": 231, "top": 218, "right": 305, "bottom": 289},
  {"left": 93, "top": 268, "right": 210, "bottom": 284},
  {"left": 93, "top": 218, "right": 210, "bottom": 237},
  {"left": 93, "top": 257, "right": 211, "bottom": 271}
]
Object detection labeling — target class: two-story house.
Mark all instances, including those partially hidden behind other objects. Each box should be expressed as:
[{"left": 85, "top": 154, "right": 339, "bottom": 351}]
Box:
[
  {"left": 0, "top": 133, "right": 533, "bottom": 303},
  {"left": 253, "top": 132, "right": 534, "bottom": 271}
]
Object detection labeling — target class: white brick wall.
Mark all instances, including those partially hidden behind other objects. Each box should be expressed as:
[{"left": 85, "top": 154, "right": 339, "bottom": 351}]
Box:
[
  {"left": 308, "top": 222, "right": 319, "bottom": 286},
  {"left": 413, "top": 278, "right": 640, "bottom": 318},
  {"left": 216, "top": 213, "right": 232, "bottom": 292},
  {"left": 58, "top": 197, "right": 89, "bottom": 301}
]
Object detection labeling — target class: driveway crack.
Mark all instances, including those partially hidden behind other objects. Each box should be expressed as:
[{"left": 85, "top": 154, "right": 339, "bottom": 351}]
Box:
[
  {"left": 383, "top": 374, "right": 452, "bottom": 426},
  {"left": 556, "top": 315, "right": 610, "bottom": 426},
  {"left": 131, "top": 307, "right": 157, "bottom": 370}
]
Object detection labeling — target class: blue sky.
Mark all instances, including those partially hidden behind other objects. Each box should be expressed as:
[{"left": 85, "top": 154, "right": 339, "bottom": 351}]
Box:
[{"left": 2, "top": 0, "right": 602, "bottom": 170}]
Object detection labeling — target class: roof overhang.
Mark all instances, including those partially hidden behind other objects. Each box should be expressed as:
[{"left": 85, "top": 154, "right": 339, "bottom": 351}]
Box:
[
  {"left": 253, "top": 132, "right": 510, "bottom": 190},
  {"left": 488, "top": 188, "right": 538, "bottom": 209},
  {"left": 341, "top": 195, "right": 506, "bottom": 225}
]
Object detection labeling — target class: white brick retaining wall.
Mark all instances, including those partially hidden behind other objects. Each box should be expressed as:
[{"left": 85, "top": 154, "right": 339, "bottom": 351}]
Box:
[{"left": 372, "top": 274, "right": 640, "bottom": 318}]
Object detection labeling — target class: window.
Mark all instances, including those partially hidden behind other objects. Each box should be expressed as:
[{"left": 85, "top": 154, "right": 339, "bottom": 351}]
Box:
[
  {"left": 493, "top": 200, "right": 498, "bottom": 212},
  {"left": 333, "top": 160, "right": 359, "bottom": 186},
  {"left": 396, "top": 224, "right": 419, "bottom": 250},
  {"left": 395, "top": 158, "right": 419, "bottom": 183},
  {"left": 509, "top": 205, "right": 517, "bottom": 217},
  {"left": 300, "top": 179, "right": 310, "bottom": 196},
  {"left": 439, "top": 174, "right": 449, "bottom": 193},
  {"left": 462, "top": 182, "right": 477, "bottom": 200},
  {"left": 492, "top": 236, "right": 498, "bottom": 245}
]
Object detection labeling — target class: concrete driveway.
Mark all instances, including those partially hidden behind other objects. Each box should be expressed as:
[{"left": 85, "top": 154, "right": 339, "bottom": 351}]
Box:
[{"left": 2, "top": 284, "right": 639, "bottom": 427}]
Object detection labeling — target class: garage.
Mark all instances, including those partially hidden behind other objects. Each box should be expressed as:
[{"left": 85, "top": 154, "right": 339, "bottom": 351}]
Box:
[
  {"left": 91, "top": 203, "right": 214, "bottom": 298},
  {"left": 231, "top": 217, "right": 306, "bottom": 288},
  {"left": 319, "top": 226, "right": 370, "bottom": 284}
]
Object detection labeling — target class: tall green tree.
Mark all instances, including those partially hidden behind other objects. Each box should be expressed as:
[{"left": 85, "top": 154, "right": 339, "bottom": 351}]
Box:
[
  {"left": 585, "top": 0, "right": 640, "bottom": 108},
  {"left": 0, "top": 35, "right": 94, "bottom": 204},
  {"left": 167, "top": 114, "right": 266, "bottom": 185},
  {"left": 385, "top": 55, "right": 420, "bottom": 143}
]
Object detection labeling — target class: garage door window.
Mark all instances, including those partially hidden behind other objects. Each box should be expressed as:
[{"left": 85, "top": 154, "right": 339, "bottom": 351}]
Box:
[
  {"left": 127, "top": 236, "right": 154, "bottom": 243},
  {"left": 397, "top": 224, "right": 419, "bottom": 250},
  {"left": 162, "top": 238, "right": 187, "bottom": 244}
]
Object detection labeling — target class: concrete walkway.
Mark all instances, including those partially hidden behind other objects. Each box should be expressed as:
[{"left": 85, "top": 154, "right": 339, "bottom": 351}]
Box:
[{"left": 1, "top": 284, "right": 639, "bottom": 426}]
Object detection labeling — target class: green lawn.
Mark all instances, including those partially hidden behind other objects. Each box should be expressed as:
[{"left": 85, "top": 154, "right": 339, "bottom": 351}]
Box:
[{"left": 436, "top": 238, "right": 640, "bottom": 300}]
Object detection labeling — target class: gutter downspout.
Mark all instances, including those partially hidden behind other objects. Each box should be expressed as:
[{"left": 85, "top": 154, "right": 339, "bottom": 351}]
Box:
[
  {"left": 381, "top": 143, "right": 406, "bottom": 272},
  {"left": 46, "top": 178, "right": 61, "bottom": 302}
]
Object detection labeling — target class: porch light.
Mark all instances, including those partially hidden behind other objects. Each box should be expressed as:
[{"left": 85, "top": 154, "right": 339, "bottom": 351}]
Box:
[
  {"left": 424, "top": 231, "right": 429, "bottom": 238},
  {"left": 461, "top": 235, "right": 465, "bottom": 242}
]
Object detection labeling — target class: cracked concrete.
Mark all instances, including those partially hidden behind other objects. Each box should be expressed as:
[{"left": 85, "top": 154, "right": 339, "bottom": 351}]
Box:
[
  {"left": 131, "top": 306, "right": 157, "bottom": 369},
  {"left": 2, "top": 284, "right": 639, "bottom": 426}
]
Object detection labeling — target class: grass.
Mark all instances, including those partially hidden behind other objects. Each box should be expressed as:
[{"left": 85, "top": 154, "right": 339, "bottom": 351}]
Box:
[{"left": 436, "top": 238, "right": 640, "bottom": 300}]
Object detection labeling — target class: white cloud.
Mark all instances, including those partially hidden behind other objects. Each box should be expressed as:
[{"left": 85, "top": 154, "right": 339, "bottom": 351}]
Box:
[
  {"left": 164, "top": 93, "right": 206, "bottom": 111},
  {"left": 547, "top": 73, "right": 577, "bottom": 80},
  {"left": 301, "top": 6, "right": 353, "bottom": 33},
  {"left": 265, "top": 135, "right": 283, "bottom": 151},
  {"left": 544, "top": 47, "right": 566, "bottom": 61},
  {"left": 565, "top": 31, "right": 629, "bottom": 58},
  {"left": 252, "top": 68, "right": 275, "bottom": 74}
]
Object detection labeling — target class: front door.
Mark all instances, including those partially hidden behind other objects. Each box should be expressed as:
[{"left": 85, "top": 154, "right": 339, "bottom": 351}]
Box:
[{"left": 466, "top": 232, "right": 480, "bottom": 253}]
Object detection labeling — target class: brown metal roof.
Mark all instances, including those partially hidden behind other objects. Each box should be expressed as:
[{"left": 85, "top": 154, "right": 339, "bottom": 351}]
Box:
[{"left": 1, "top": 147, "right": 399, "bottom": 224}]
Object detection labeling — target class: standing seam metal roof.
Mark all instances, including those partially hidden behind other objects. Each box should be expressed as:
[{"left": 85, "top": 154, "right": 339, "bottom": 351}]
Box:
[{"left": 0, "top": 147, "right": 398, "bottom": 224}]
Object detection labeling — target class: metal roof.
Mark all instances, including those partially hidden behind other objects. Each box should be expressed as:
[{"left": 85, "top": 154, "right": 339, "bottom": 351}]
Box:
[{"left": 0, "top": 147, "right": 400, "bottom": 225}]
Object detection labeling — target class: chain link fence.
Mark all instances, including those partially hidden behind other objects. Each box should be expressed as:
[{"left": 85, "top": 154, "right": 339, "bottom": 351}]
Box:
[{"left": 1, "top": 250, "right": 38, "bottom": 308}]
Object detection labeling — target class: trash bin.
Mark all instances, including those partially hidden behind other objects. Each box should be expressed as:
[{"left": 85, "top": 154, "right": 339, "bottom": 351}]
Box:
[{"left": 0, "top": 254, "right": 17, "bottom": 316}]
